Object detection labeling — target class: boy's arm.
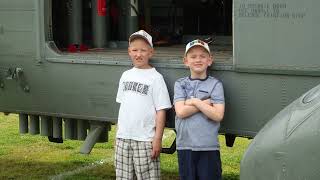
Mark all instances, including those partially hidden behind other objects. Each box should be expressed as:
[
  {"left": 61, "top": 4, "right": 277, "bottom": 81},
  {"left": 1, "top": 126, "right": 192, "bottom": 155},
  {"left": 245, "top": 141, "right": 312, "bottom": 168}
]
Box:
[
  {"left": 174, "top": 99, "right": 211, "bottom": 119},
  {"left": 188, "top": 98, "right": 225, "bottom": 122},
  {"left": 151, "top": 109, "right": 166, "bottom": 159}
]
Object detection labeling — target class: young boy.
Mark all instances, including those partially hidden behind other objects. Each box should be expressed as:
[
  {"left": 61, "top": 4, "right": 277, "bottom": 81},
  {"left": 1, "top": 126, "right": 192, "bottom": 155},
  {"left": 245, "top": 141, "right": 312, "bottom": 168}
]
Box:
[
  {"left": 174, "top": 39, "right": 225, "bottom": 180},
  {"left": 115, "top": 30, "right": 172, "bottom": 180}
]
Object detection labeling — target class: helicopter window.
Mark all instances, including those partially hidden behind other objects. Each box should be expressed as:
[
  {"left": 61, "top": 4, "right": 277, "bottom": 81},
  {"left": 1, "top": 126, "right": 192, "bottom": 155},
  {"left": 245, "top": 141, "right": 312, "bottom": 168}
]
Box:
[{"left": 50, "top": 0, "right": 232, "bottom": 63}]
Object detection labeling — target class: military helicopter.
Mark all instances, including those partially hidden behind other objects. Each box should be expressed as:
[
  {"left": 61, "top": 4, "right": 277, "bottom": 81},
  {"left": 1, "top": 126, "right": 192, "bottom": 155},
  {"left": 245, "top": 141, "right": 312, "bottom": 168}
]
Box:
[{"left": 0, "top": 0, "right": 319, "bottom": 179}]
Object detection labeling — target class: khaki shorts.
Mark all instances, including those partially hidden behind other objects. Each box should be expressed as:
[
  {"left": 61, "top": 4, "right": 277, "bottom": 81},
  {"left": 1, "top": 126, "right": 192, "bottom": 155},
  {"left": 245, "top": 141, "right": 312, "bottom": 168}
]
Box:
[{"left": 115, "top": 138, "right": 160, "bottom": 180}]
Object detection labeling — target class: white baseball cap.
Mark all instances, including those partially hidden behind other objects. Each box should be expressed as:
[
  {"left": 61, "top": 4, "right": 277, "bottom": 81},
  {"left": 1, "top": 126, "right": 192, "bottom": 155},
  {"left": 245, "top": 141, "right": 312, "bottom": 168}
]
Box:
[
  {"left": 185, "top": 39, "right": 210, "bottom": 55},
  {"left": 129, "top": 30, "right": 153, "bottom": 47}
]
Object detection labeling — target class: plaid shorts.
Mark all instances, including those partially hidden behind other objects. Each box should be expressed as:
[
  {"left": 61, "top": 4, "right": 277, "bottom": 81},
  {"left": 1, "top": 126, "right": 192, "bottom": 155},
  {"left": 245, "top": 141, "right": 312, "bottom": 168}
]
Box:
[{"left": 115, "top": 138, "right": 161, "bottom": 180}]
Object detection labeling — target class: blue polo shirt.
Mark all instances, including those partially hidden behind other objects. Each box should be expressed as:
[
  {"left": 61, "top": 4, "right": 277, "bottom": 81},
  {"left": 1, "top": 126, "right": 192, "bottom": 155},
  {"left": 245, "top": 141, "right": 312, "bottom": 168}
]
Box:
[{"left": 174, "top": 76, "right": 225, "bottom": 151}]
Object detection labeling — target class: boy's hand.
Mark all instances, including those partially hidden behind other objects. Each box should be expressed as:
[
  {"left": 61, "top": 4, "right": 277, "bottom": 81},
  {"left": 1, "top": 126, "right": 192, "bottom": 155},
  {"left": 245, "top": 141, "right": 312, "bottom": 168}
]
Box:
[
  {"left": 185, "top": 98, "right": 194, "bottom": 106},
  {"left": 151, "top": 138, "right": 162, "bottom": 159},
  {"left": 185, "top": 98, "right": 199, "bottom": 106},
  {"left": 186, "top": 98, "right": 212, "bottom": 106}
]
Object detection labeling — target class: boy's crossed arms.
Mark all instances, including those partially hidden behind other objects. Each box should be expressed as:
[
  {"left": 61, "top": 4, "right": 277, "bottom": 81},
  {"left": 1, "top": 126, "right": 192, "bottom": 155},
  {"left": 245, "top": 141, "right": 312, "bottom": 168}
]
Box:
[{"left": 175, "top": 98, "right": 224, "bottom": 122}]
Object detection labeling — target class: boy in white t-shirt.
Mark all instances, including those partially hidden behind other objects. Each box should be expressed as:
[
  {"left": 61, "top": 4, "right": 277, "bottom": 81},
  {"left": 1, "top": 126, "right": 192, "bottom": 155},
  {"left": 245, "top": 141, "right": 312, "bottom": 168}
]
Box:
[{"left": 115, "top": 30, "right": 172, "bottom": 180}]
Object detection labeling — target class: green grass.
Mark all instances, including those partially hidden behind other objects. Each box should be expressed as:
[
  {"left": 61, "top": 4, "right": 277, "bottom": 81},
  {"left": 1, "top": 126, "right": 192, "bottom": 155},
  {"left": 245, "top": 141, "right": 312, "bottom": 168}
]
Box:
[{"left": 0, "top": 113, "right": 251, "bottom": 179}]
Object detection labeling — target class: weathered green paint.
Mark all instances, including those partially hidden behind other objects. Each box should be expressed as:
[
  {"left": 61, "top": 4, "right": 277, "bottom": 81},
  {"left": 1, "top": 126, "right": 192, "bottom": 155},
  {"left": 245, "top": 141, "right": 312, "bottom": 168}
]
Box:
[
  {"left": 29, "top": 115, "right": 40, "bottom": 135},
  {"left": 64, "top": 118, "right": 77, "bottom": 140},
  {"left": 19, "top": 114, "right": 28, "bottom": 134},
  {"left": 77, "top": 119, "right": 88, "bottom": 141},
  {"left": 241, "top": 84, "right": 320, "bottom": 179},
  {"left": 40, "top": 116, "right": 52, "bottom": 136},
  {"left": 0, "top": 0, "right": 320, "bottom": 177},
  {"left": 234, "top": 0, "right": 320, "bottom": 75},
  {"left": 52, "top": 117, "right": 62, "bottom": 138},
  {"left": 234, "top": 0, "right": 320, "bottom": 179},
  {"left": 80, "top": 122, "right": 109, "bottom": 154}
]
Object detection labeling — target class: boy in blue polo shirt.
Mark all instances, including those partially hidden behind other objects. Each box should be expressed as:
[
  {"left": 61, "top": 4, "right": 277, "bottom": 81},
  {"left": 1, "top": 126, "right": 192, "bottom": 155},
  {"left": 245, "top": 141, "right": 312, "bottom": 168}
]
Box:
[{"left": 174, "top": 39, "right": 225, "bottom": 180}]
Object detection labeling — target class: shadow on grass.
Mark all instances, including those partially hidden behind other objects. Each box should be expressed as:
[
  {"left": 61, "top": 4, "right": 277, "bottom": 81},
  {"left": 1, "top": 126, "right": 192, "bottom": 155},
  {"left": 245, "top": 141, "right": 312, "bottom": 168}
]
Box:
[
  {"left": 0, "top": 159, "right": 239, "bottom": 180},
  {"left": 0, "top": 159, "right": 114, "bottom": 180},
  {"left": 0, "top": 159, "right": 179, "bottom": 180},
  {"left": 161, "top": 171, "right": 239, "bottom": 180},
  {"left": 223, "top": 173, "right": 240, "bottom": 180}
]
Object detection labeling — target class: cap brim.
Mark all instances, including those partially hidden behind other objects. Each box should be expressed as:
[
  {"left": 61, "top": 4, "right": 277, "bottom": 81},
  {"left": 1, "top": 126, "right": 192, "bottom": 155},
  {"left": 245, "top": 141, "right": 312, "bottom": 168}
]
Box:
[
  {"left": 129, "top": 35, "right": 153, "bottom": 47},
  {"left": 185, "top": 44, "right": 210, "bottom": 55}
]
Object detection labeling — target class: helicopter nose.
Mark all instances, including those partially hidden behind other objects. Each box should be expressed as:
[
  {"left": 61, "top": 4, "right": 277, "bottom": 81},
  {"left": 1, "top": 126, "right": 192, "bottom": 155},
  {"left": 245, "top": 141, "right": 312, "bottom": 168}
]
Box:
[{"left": 240, "top": 84, "right": 320, "bottom": 180}]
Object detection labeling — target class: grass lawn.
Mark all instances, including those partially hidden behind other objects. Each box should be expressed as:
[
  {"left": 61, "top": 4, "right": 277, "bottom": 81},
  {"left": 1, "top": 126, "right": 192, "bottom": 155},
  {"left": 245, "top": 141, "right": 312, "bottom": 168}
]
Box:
[{"left": 0, "top": 113, "right": 251, "bottom": 179}]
